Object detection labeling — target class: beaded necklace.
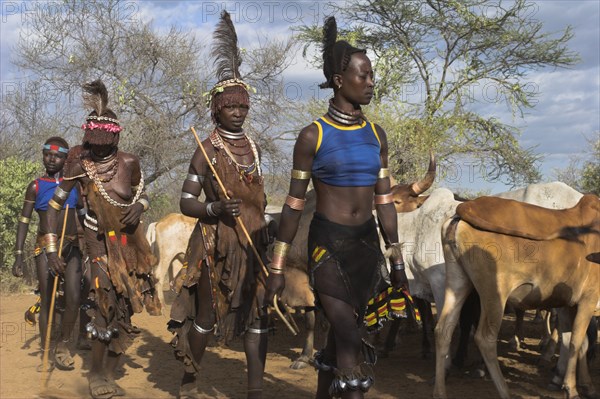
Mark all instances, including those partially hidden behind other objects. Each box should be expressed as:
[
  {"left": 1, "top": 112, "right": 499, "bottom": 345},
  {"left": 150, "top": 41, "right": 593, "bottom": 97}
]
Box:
[
  {"left": 82, "top": 158, "right": 144, "bottom": 208},
  {"left": 210, "top": 129, "right": 262, "bottom": 183},
  {"left": 90, "top": 149, "right": 119, "bottom": 182}
]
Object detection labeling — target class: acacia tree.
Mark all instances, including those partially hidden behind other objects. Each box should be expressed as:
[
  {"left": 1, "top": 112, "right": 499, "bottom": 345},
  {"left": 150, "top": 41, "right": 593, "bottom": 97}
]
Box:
[
  {"left": 297, "top": 0, "right": 578, "bottom": 187},
  {"left": 555, "top": 135, "right": 600, "bottom": 195},
  {"left": 6, "top": 0, "right": 295, "bottom": 187}
]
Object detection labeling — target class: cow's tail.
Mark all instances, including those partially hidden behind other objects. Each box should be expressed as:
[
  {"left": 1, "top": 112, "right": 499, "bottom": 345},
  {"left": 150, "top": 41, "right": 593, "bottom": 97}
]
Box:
[{"left": 443, "top": 216, "right": 461, "bottom": 249}]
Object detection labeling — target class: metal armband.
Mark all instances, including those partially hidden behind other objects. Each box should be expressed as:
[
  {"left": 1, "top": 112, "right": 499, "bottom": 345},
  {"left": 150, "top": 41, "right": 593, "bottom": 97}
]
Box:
[
  {"left": 48, "top": 198, "right": 63, "bottom": 211},
  {"left": 291, "top": 169, "right": 311, "bottom": 180},
  {"left": 378, "top": 168, "right": 390, "bottom": 179},
  {"left": 285, "top": 195, "right": 306, "bottom": 211},
  {"left": 180, "top": 192, "right": 198, "bottom": 200},
  {"left": 374, "top": 193, "right": 394, "bottom": 205},
  {"left": 186, "top": 173, "right": 204, "bottom": 183},
  {"left": 18, "top": 216, "right": 31, "bottom": 224},
  {"left": 54, "top": 186, "right": 70, "bottom": 201}
]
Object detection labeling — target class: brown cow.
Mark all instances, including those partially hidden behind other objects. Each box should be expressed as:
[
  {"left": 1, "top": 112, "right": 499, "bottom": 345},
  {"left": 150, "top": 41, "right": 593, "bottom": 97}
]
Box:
[{"left": 434, "top": 195, "right": 600, "bottom": 399}]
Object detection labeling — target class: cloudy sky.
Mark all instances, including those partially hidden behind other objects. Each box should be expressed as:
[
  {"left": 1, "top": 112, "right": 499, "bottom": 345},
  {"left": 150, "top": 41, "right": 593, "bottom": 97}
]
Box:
[{"left": 1, "top": 1, "right": 598, "bottom": 193}]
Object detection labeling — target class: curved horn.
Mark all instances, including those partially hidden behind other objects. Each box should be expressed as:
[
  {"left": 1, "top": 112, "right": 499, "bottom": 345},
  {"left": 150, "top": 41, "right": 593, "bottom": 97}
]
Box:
[{"left": 411, "top": 151, "right": 436, "bottom": 195}]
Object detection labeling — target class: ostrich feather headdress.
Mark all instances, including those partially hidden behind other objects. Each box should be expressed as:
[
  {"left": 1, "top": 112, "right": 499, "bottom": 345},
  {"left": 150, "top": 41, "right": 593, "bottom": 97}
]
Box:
[{"left": 207, "top": 11, "right": 251, "bottom": 100}]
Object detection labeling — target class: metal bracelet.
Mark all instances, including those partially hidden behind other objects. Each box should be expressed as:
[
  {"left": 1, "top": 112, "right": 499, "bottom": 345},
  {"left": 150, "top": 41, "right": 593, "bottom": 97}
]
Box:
[
  {"left": 44, "top": 233, "right": 58, "bottom": 243},
  {"left": 14, "top": 249, "right": 24, "bottom": 256},
  {"left": 273, "top": 241, "right": 291, "bottom": 257},
  {"left": 18, "top": 216, "right": 31, "bottom": 224},
  {"left": 271, "top": 253, "right": 286, "bottom": 270},
  {"left": 392, "top": 262, "right": 405, "bottom": 271},
  {"left": 269, "top": 266, "right": 284, "bottom": 275},
  {"left": 206, "top": 202, "right": 219, "bottom": 217},
  {"left": 137, "top": 198, "right": 150, "bottom": 211}
]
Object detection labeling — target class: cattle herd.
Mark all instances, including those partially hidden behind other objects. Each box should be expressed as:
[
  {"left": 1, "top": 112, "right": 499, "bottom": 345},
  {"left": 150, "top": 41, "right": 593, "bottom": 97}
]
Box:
[{"left": 146, "top": 156, "right": 599, "bottom": 399}]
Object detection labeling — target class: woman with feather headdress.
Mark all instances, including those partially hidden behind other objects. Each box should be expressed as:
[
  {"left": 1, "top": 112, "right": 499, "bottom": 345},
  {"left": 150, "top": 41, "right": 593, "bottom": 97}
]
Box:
[
  {"left": 45, "top": 79, "right": 161, "bottom": 399},
  {"left": 264, "top": 17, "right": 409, "bottom": 398},
  {"left": 167, "top": 10, "right": 270, "bottom": 399}
]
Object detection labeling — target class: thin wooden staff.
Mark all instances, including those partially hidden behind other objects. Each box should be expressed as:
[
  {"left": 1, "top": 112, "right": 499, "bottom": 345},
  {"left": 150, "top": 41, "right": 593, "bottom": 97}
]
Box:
[
  {"left": 42, "top": 204, "right": 69, "bottom": 388},
  {"left": 190, "top": 126, "right": 298, "bottom": 335}
]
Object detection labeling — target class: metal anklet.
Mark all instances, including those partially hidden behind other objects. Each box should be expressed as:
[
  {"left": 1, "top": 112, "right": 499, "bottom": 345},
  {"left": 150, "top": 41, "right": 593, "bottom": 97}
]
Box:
[
  {"left": 192, "top": 321, "right": 214, "bottom": 334},
  {"left": 247, "top": 327, "right": 269, "bottom": 334}
]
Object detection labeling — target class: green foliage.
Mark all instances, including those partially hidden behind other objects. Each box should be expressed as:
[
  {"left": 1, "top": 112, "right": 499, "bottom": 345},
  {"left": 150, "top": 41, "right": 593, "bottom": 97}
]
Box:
[
  {"left": 0, "top": 157, "right": 41, "bottom": 290},
  {"left": 143, "top": 192, "right": 181, "bottom": 225},
  {"left": 580, "top": 136, "right": 600, "bottom": 195},
  {"left": 554, "top": 135, "right": 600, "bottom": 195}
]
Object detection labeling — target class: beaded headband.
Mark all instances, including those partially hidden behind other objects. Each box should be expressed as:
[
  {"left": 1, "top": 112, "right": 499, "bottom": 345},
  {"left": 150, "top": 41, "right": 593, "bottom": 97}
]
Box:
[
  {"left": 82, "top": 121, "right": 122, "bottom": 134},
  {"left": 86, "top": 115, "right": 120, "bottom": 124},
  {"left": 43, "top": 144, "right": 69, "bottom": 154},
  {"left": 204, "top": 78, "right": 253, "bottom": 106}
]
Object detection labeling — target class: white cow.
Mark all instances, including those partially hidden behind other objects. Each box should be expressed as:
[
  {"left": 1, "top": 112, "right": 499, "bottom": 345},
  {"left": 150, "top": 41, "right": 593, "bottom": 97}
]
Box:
[{"left": 150, "top": 213, "right": 196, "bottom": 305}]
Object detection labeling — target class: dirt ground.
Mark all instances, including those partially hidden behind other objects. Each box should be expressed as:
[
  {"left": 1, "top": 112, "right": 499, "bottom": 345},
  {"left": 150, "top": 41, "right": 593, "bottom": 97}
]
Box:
[{"left": 1, "top": 293, "right": 598, "bottom": 399}]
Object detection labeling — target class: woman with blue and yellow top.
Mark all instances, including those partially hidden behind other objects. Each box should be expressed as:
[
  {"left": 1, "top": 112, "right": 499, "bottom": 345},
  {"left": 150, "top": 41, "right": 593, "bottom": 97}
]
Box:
[
  {"left": 12, "top": 136, "right": 83, "bottom": 372},
  {"left": 265, "top": 16, "right": 408, "bottom": 399}
]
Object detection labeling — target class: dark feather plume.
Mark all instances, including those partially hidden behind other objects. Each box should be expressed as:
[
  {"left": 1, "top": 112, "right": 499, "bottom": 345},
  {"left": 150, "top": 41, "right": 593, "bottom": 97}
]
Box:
[
  {"left": 320, "top": 16, "right": 338, "bottom": 89},
  {"left": 82, "top": 79, "right": 109, "bottom": 116},
  {"left": 211, "top": 11, "right": 242, "bottom": 81}
]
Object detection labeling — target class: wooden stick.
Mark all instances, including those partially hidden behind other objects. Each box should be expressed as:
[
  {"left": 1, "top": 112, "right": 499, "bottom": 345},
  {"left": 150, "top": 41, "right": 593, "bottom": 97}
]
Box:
[
  {"left": 190, "top": 127, "right": 298, "bottom": 335},
  {"left": 41, "top": 204, "right": 69, "bottom": 388}
]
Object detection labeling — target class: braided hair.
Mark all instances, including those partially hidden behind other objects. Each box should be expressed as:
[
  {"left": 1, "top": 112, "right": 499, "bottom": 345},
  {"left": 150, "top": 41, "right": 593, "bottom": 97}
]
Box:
[{"left": 319, "top": 16, "right": 366, "bottom": 89}]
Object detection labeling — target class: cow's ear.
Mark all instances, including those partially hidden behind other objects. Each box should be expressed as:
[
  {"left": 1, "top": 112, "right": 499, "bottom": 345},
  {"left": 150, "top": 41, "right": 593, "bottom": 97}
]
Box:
[{"left": 416, "top": 195, "right": 429, "bottom": 209}]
